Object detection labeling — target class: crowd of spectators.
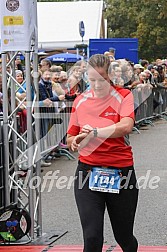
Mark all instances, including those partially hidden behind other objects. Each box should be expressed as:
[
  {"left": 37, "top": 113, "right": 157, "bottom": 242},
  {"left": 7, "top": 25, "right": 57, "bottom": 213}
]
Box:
[
  {"left": 0, "top": 53, "right": 167, "bottom": 168},
  {"left": 103, "top": 52, "right": 167, "bottom": 114},
  {"left": 0, "top": 56, "right": 88, "bottom": 167}
]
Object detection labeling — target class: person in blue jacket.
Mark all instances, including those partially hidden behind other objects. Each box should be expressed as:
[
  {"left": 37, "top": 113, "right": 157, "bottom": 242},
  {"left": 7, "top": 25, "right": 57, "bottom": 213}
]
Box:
[{"left": 39, "top": 69, "right": 65, "bottom": 102}]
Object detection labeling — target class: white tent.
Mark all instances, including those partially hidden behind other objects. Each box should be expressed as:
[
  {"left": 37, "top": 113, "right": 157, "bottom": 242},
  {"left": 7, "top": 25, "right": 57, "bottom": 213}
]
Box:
[
  {"left": 0, "top": 1, "right": 105, "bottom": 51},
  {"left": 37, "top": 1, "right": 105, "bottom": 50}
]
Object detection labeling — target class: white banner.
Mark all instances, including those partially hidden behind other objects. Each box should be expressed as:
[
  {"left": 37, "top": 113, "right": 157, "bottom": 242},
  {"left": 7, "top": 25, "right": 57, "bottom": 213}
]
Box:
[{"left": 0, "top": 0, "right": 38, "bottom": 52}]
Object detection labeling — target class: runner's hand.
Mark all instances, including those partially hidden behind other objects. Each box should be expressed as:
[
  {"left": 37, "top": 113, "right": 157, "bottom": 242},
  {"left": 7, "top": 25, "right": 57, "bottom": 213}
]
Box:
[
  {"left": 80, "top": 124, "right": 93, "bottom": 134},
  {"left": 71, "top": 132, "right": 92, "bottom": 151}
]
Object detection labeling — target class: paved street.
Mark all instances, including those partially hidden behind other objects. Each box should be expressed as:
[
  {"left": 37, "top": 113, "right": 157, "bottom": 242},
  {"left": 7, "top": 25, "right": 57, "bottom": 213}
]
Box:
[{"left": 41, "top": 118, "right": 167, "bottom": 247}]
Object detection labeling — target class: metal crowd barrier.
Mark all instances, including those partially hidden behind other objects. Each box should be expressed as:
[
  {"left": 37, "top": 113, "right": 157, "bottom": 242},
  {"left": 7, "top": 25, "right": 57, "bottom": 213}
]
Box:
[
  {"left": 38, "top": 88, "right": 167, "bottom": 154},
  {"left": 39, "top": 101, "right": 75, "bottom": 160},
  {"left": 133, "top": 85, "right": 167, "bottom": 125},
  {"left": 7, "top": 101, "right": 75, "bottom": 168},
  {"left": 153, "top": 86, "right": 167, "bottom": 115}
]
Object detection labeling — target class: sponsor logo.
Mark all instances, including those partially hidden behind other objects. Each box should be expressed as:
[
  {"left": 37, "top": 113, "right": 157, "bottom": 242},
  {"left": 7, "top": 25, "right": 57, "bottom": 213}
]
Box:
[
  {"left": 6, "top": 0, "right": 19, "bottom": 12},
  {"left": 104, "top": 112, "right": 117, "bottom": 116},
  {"left": 99, "top": 106, "right": 118, "bottom": 120}
]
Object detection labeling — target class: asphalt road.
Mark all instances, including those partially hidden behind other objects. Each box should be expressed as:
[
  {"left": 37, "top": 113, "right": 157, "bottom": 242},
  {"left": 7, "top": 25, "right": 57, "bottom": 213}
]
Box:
[{"left": 41, "top": 118, "right": 167, "bottom": 247}]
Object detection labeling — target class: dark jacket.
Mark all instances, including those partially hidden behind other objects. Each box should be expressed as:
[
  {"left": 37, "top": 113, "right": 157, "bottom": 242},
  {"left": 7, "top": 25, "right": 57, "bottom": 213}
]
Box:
[{"left": 39, "top": 78, "right": 60, "bottom": 102}]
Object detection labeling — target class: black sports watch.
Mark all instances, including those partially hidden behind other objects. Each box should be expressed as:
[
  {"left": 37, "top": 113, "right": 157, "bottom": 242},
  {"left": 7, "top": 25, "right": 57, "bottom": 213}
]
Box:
[{"left": 93, "top": 128, "right": 98, "bottom": 137}]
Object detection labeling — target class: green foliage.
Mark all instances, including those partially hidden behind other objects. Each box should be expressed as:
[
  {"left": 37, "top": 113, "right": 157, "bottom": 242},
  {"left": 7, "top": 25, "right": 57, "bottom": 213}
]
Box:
[
  {"left": 105, "top": 0, "right": 167, "bottom": 61},
  {"left": 37, "top": 0, "right": 167, "bottom": 60}
]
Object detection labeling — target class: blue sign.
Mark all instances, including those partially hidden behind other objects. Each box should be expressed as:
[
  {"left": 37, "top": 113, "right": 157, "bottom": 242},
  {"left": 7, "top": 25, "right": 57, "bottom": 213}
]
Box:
[
  {"left": 79, "top": 21, "right": 85, "bottom": 38},
  {"left": 46, "top": 53, "right": 83, "bottom": 63}
]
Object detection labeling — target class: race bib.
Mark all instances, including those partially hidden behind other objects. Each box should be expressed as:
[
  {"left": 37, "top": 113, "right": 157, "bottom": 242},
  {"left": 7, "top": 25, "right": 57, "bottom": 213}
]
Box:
[{"left": 89, "top": 167, "right": 121, "bottom": 194}]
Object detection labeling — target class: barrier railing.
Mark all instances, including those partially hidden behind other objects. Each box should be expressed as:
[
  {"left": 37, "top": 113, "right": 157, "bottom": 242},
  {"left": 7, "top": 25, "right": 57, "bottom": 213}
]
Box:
[
  {"left": 134, "top": 86, "right": 167, "bottom": 124},
  {"left": 32, "top": 87, "right": 167, "bottom": 155},
  {"left": 38, "top": 102, "right": 75, "bottom": 160}
]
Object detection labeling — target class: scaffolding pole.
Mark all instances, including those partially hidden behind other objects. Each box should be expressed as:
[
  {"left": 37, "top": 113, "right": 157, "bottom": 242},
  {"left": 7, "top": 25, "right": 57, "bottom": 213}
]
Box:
[
  {"left": 33, "top": 52, "right": 43, "bottom": 237},
  {"left": 1, "top": 48, "right": 43, "bottom": 243}
]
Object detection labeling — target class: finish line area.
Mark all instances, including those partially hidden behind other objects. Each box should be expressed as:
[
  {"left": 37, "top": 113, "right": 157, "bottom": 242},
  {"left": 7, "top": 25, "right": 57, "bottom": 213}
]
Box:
[{"left": 0, "top": 245, "right": 166, "bottom": 251}]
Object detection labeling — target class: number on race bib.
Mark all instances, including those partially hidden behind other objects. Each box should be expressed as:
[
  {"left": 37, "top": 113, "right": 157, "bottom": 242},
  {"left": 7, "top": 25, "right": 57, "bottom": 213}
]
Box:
[
  {"left": 89, "top": 167, "right": 121, "bottom": 194},
  {"left": 110, "top": 176, "right": 115, "bottom": 186}
]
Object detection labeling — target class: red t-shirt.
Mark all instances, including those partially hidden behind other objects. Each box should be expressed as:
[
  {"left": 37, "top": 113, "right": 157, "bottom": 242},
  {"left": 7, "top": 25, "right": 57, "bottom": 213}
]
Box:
[{"left": 67, "top": 86, "right": 135, "bottom": 167}]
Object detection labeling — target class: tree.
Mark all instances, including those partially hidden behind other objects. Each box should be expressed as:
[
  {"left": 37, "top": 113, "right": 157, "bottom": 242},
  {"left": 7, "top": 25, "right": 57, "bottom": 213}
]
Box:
[{"left": 105, "top": 0, "right": 167, "bottom": 61}]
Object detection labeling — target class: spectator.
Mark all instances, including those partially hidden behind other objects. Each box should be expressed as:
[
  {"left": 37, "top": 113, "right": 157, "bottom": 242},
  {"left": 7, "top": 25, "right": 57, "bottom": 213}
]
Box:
[
  {"left": 59, "top": 71, "right": 68, "bottom": 91},
  {"left": 65, "top": 66, "right": 82, "bottom": 101},
  {"left": 133, "top": 64, "right": 144, "bottom": 81},
  {"left": 147, "top": 64, "right": 154, "bottom": 74},
  {"left": 15, "top": 70, "right": 24, "bottom": 86},
  {"left": 65, "top": 75, "right": 81, "bottom": 101},
  {"left": 51, "top": 69, "right": 66, "bottom": 113},
  {"left": 104, "top": 51, "right": 115, "bottom": 62},
  {"left": 163, "top": 74, "right": 167, "bottom": 87},
  {"left": 122, "top": 64, "right": 134, "bottom": 88},
  {"left": 140, "top": 59, "right": 149, "bottom": 70},
  {"left": 15, "top": 70, "right": 27, "bottom": 112},
  {"left": 138, "top": 72, "right": 147, "bottom": 85},
  {"left": 153, "top": 70, "right": 159, "bottom": 85},
  {"left": 15, "top": 56, "right": 24, "bottom": 77},
  {"left": 144, "top": 69, "right": 152, "bottom": 84},
  {"left": 39, "top": 59, "right": 52, "bottom": 72},
  {"left": 39, "top": 69, "right": 65, "bottom": 102},
  {"left": 75, "top": 60, "right": 88, "bottom": 91},
  {"left": 113, "top": 66, "right": 124, "bottom": 87},
  {"left": 156, "top": 65, "right": 164, "bottom": 83},
  {"left": 51, "top": 69, "right": 65, "bottom": 96}
]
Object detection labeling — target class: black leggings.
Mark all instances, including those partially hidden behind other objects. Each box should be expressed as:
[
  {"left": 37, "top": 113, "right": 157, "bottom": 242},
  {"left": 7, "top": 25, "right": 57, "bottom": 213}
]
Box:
[{"left": 74, "top": 161, "right": 139, "bottom": 252}]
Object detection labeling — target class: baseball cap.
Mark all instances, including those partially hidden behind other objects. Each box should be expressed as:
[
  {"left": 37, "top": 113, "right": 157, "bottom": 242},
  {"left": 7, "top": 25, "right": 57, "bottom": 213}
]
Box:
[{"left": 134, "top": 64, "right": 144, "bottom": 69}]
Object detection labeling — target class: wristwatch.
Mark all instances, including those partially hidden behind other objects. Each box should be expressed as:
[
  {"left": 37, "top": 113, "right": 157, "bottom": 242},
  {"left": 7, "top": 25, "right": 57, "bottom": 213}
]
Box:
[{"left": 93, "top": 128, "right": 98, "bottom": 137}]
